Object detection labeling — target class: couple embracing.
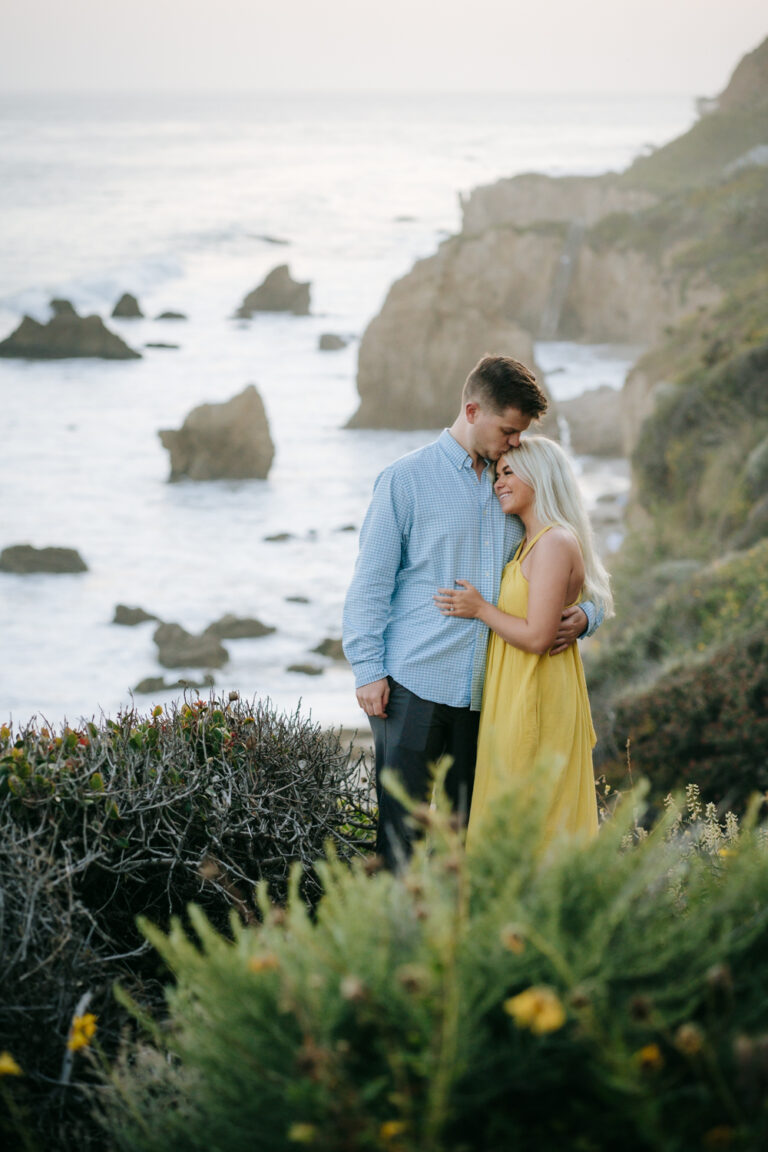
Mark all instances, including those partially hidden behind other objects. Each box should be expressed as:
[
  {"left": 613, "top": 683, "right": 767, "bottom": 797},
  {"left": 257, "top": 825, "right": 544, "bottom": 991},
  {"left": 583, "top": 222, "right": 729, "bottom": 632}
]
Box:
[{"left": 342, "top": 355, "right": 613, "bottom": 870}]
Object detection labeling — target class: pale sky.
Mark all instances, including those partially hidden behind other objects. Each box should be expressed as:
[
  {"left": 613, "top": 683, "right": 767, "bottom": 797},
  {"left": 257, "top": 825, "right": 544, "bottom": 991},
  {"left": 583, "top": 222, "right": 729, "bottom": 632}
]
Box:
[{"left": 1, "top": 0, "right": 766, "bottom": 94}]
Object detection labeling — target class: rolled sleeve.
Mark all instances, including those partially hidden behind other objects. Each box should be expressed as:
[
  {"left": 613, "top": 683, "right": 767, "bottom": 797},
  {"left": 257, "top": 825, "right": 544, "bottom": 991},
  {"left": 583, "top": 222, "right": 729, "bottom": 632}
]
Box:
[{"left": 578, "top": 597, "right": 604, "bottom": 639}]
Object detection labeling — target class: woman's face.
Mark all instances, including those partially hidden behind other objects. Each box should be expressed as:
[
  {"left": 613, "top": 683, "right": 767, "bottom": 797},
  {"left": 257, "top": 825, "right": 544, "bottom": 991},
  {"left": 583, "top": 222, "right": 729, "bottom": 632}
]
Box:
[{"left": 494, "top": 458, "right": 535, "bottom": 517}]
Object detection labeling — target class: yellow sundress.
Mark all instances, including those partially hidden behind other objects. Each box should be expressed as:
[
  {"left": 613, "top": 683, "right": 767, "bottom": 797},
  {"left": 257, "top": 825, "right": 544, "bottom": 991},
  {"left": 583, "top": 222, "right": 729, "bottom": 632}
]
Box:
[{"left": 466, "top": 526, "right": 598, "bottom": 848}]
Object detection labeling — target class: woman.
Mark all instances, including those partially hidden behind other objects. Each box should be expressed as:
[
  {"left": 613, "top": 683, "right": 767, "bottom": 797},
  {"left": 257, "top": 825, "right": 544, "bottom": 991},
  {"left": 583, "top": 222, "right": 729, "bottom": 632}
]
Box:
[{"left": 434, "top": 436, "right": 613, "bottom": 846}]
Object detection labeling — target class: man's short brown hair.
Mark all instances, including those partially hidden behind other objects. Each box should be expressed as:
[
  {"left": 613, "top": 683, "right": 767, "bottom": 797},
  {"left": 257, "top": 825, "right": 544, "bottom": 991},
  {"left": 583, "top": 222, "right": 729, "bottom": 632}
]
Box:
[{"left": 462, "top": 355, "right": 548, "bottom": 418}]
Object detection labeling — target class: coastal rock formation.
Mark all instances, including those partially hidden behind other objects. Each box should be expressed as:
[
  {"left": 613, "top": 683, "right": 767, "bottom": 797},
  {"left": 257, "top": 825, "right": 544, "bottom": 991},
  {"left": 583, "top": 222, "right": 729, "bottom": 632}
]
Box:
[
  {"left": 204, "top": 613, "right": 276, "bottom": 639},
  {"left": 113, "top": 604, "right": 159, "bottom": 626},
  {"left": 621, "top": 363, "right": 672, "bottom": 456},
  {"left": 312, "top": 637, "right": 345, "bottom": 660},
  {"left": 349, "top": 219, "right": 717, "bottom": 430},
  {"left": 153, "top": 623, "right": 229, "bottom": 669},
  {"left": 112, "top": 293, "right": 143, "bottom": 318},
  {"left": 348, "top": 236, "right": 538, "bottom": 429},
  {"left": 319, "top": 333, "right": 348, "bottom": 351},
  {"left": 156, "top": 311, "right": 187, "bottom": 320},
  {"left": 50, "top": 298, "right": 76, "bottom": 316},
  {"left": 236, "top": 265, "right": 310, "bottom": 317},
  {"left": 0, "top": 311, "right": 141, "bottom": 360},
  {"left": 287, "top": 663, "right": 323, "bottom": 676},
  {"left": 460, "top": 173, "right": 657, "bottom": 235},
  {"left": 159, "top": 384, "right": 275, "bottom": 481},
  {"left": 0, "top": 545, "right": 87, "bottom": 574},
  {"left": 133, "top": 673, "right": 214, "bottom": 694},
  {"left": 558, "top": 385, "right": 625, "bottom": 457}
]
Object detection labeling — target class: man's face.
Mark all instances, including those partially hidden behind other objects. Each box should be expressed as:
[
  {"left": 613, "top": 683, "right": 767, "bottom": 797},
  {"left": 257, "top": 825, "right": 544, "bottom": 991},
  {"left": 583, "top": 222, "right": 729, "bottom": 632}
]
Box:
[{"left": 466, "top": 403, "right": 532, "bottom": 462}]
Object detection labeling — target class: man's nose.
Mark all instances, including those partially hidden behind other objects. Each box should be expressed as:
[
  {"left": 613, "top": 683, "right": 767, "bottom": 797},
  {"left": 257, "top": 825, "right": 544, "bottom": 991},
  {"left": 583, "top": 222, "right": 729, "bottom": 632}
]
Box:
[{"left": 507, "top": 433, "right": 521, "bottom": 447}]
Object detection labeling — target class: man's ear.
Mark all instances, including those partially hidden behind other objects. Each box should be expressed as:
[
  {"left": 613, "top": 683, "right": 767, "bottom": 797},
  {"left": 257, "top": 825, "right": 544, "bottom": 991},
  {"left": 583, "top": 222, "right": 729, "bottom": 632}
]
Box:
[{"left": 465, "top": 402, "right": 479, "bottom": 424}]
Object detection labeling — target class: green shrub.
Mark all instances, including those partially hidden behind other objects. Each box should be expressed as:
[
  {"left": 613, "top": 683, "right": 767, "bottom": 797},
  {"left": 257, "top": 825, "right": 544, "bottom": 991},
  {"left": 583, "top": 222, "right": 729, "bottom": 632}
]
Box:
[
  {"left": 99, "top": 779, "right": 768, "bottom": 1152},
  {"left": 0, "top": 696, "right": 373, "bottom": 1151},
  {"left": 602, "top": 628, "right": 768, "bottom": 812}
]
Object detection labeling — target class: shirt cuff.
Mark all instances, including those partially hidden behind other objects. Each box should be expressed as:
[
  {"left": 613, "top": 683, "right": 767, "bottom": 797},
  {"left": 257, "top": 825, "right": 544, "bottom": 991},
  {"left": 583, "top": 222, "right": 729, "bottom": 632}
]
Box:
[
  {"left": 579, "top": 600, "right": 597, "bottom": 638},
  {"left": 352, "top": 662, "right": 388, "bottom": 689}
]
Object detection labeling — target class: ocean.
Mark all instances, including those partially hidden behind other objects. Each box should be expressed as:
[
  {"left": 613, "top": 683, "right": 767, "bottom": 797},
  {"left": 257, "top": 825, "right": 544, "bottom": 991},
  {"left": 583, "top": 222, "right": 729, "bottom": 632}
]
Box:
[{"left": 0, "top": 90, "right": 695, "bottom": 730}]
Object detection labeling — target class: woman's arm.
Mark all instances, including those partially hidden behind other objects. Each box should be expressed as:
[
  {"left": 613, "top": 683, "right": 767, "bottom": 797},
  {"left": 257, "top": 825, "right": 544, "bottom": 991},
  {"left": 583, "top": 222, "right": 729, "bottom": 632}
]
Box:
[{"left": 434, "top": 531, "right": 577, "bottom": 655}]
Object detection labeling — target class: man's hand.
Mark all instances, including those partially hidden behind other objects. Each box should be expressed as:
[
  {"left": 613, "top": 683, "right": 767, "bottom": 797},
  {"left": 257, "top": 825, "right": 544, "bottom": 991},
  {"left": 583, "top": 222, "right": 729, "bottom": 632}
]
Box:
[
  {"left": 356, "top": 677, "right": 390, "bottom": 719},
  {"left": 550, "top": 605, "right": 587, "bottom": 655}
]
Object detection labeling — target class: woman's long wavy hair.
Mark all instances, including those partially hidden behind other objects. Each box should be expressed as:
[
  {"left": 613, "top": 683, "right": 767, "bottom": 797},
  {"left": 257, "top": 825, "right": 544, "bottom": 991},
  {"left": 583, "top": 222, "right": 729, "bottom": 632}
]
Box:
[{"left": 501, "top": 436, "right": 614, "bottom": 618}]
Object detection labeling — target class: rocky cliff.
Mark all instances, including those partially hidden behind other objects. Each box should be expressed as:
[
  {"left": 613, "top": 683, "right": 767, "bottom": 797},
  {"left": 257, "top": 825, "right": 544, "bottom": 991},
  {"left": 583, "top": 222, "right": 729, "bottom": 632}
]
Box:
[{"left": 348, "top": 36, "right": 767, "bottom": 430}]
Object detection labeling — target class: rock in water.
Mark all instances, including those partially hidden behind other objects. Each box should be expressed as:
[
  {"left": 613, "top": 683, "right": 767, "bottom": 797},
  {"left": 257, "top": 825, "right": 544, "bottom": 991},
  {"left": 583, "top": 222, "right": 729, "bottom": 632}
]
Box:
[
  {"left": 204, "top": 613, "right": 276, "bottom": 639},
  {"left": 112, "top": 293, "right": 143, "bottom": 318},
  {"left": 318, "top": 333, "right": 348, "bottom": 351},
  {"left": 133, "top": 673, "right": 215, "bottom": 694},
  {"left": 0, "top": 312, "right": 141, "bottom": 360},
  {"left": 155, "top": 311, "right": 187, "bottom": 320},
  {"left": 159, "top": 384, "right": 275, "bottom": 481},
  {"left": 312, "top": 637, "right": 346, "bottom": 660},
  {"left": 113, "top": 604, "right": 159, "bottom": 626},
  {"left": 0, "top": 545, "right": 87, "bottom": 573},
  {"left": 49, "top": 298, "right": 77, "bottom": 316},
  {"left": 235, "top": 265, "right": 311, "bottom": 317},
  {"left": 153, "top": 623, "right": 229, "bottom": 669}
]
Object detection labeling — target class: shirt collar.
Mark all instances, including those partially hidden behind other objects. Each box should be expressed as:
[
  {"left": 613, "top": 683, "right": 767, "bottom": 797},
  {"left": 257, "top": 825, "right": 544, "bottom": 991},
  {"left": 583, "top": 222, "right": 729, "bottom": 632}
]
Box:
[
  {"left": 438, "top": 429, "right": 493, "bottom": 474},
  {"left": 439, "top": 429, "right": 476, "bottom": 471}
]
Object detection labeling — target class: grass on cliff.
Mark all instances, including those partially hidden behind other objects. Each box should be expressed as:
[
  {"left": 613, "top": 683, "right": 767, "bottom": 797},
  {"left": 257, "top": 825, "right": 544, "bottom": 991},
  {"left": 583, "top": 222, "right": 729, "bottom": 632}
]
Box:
[
  {"left": 620, "top": 99, "right": 768, "bottom": 194},
  {"left": 587, "top": 166, "right": 768, "bottom": 289}
]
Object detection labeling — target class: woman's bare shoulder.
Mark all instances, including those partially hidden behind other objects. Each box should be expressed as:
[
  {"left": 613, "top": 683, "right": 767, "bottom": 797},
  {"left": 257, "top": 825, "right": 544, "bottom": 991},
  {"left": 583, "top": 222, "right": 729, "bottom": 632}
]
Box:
[{"left": 537, "top": 525, "right": 581, "bottom": 558}]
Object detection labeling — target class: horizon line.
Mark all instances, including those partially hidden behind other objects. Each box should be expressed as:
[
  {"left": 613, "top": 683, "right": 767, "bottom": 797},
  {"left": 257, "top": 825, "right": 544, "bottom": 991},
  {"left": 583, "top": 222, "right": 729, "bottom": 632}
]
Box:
[{"left": 0, "top": 87, "right": 699, "bottom": 99}]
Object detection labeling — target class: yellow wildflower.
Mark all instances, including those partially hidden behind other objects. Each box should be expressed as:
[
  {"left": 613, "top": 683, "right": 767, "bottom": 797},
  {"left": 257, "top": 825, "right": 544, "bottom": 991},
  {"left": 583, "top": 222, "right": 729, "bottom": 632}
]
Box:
[
  {"left": 634, "top": 1042, "right": 664, "bottom": 1071},
  {"left": 0, "top": 724, "right": 10, "bottom": 742},
  {"left": 675, "top": 1022, "right": 705, "bottom": 1056},
  {"left": 152, "top": 705, "right": 163, "bottom": 718},
  {"left": 380, "top": 1120, "right": 407, "bottom": 1141},
  {"left": 67, "top": 1012, "right": 98, "bottom": 1052},
  {"left": 287, "top": 1122, "right": 317, "bottom": 1143},
  {"left": 248, "top": 953, "right": 280, "bottom": 974},
  {"left": 504, "top": 986, "right": 566, "bottom": 1035},
  {"left": 0, "top": 1051, "right": 22, "bottom": 1076},
  {"left": 499, "top": 925, "right": 526, "bottom": 954},
  {"left": 718, "top": 847, "right": 735, "bottom": 859}
]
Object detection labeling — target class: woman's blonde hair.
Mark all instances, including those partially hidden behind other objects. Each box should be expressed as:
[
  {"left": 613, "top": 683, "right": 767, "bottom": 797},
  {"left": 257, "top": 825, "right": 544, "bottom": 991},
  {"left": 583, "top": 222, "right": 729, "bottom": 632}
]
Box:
[{"left": 501, "top": 436, "right": 614, "bottom": 618}]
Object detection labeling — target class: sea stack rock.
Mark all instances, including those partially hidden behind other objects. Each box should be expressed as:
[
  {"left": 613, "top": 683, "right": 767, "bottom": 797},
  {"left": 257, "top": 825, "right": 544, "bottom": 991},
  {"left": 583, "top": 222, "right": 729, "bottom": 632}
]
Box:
[
  {"left": 0, "top": 311, "right": 141, "bottom": 360},
  {"left": 0, "top": 545, "right": 87, "bottom": 574},
  {"left": 347, "top": 243, "right": 538, "bottom": 429},
  {"left": 159, "top": 384, "right": 275, "bottom": 481},
  {"left": 153, "top": 623, "right": 229, "bottom": 669},
  {"left": 112, "top": 293, "right": 143, "bottom": 318},
  {"left": 113, "top": 604, "right": 159, "bottom": 626},
  {"left": 318, "top": 333, "right": 348, "bottom": 351},
  {"left": 235, "top": 265, "right": 311, "bottom": 317},
  {"left": 204, "top": 613, "right": 276, "bottom": 639},
  {"left": 49, "top": 298, "right": 77, "bottom": 316}
]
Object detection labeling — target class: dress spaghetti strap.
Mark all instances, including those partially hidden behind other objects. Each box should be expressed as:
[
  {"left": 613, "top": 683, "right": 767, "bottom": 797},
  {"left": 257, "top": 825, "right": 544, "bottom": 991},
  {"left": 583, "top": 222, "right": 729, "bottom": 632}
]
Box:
[{"left": 516, "top": 525, "right": 554, "bottom": 564}]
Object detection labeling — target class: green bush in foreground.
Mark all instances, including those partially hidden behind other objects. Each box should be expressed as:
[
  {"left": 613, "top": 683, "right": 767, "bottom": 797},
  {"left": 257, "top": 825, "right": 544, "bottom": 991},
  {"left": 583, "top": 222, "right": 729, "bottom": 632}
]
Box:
[
  {"left": 98, "top": 777, "right": 768, "bottom": 1152},
  {"left": 0, "top": 696, "right": 373, "bottom": 1151}
]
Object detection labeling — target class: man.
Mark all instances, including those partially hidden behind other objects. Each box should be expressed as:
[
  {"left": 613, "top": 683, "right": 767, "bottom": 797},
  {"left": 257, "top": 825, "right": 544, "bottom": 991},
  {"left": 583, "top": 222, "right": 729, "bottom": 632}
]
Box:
[{"left": 343, "top": 355, "right": 602, "bottom": 869}]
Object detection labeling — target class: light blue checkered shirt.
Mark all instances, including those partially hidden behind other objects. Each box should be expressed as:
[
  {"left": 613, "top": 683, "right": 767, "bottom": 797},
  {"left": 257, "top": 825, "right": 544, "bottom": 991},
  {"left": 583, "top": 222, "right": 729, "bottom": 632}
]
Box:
[{"left": 343, "top": 430, "right": 601, "bottom": 710}]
